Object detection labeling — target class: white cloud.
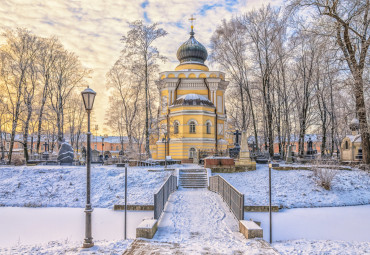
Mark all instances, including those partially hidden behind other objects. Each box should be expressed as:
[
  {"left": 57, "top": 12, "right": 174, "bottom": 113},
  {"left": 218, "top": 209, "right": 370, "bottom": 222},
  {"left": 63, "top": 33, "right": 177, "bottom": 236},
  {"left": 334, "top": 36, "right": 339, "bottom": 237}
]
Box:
[{"left": 0, "top": 0, "right": 282, "bottom": 130}]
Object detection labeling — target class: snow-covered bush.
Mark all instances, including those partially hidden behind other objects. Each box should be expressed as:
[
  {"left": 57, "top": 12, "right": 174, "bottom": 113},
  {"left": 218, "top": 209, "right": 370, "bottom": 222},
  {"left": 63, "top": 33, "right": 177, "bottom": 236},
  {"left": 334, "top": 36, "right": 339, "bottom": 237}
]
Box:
[
  {"left": 312, "top": 159, "right": 338, "bottom": 190},
  {"left": 315, "top": 168, "right": 337, "bottom": 190}
]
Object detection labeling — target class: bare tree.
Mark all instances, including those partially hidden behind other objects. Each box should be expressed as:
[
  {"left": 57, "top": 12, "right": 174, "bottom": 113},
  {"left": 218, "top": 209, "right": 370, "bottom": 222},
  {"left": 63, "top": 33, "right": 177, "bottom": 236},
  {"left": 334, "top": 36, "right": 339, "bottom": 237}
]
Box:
[
  {"left": 241, "top": 5, "right": 287, "bottom": 156},
  {"left": 210, "top": 19, "right": 259, "bottom": 147},
  {"left": 49, "top": 49, "right": 88, "bottom": 144},
  {"left": 106, "top": 57, "right": 143, "bottom": 149},
  {"left": 121, "top": 20, "right": 167, "bottom": 158},
  {"left": 289, "top": 0, "right": 370, "bottom": 163},
  {"left": 21, "top": 42, "right": 40, "bottom": 161},
  {"left": 0, "top": 28, "right": 39, "bottom": 164},
  {"left": 36, "top": 37, "right": 61, "bottom": 153}
]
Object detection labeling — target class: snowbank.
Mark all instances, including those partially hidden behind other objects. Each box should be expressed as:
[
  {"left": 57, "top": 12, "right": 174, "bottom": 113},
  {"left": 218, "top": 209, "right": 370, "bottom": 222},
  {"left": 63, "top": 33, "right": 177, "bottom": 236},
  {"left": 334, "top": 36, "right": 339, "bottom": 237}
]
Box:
[
  {"left": 273, "top": 239, "right": 370, "bottom": 255},
  {"left": 0, "top": 239, "right": 132, "bottom": 255},
  {"left": 0, "top": 165, "right": 173, "bottom": 208},
  {"left": 217, "top": 165, "right": 370, "bottom": 208}
]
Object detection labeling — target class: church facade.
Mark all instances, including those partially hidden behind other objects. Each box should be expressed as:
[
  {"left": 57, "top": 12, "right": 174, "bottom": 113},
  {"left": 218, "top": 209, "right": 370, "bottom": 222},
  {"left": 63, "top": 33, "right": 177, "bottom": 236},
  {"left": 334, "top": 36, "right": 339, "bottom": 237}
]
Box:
[{"left": 150, "top": 26, "right": 229, "bottom": 161}]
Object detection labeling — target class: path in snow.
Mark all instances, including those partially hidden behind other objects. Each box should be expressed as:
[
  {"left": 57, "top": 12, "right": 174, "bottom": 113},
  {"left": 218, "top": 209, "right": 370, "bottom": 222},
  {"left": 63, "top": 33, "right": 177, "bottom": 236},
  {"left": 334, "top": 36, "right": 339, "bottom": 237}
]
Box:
[{"left": 126, "top": 188, "right": 278, "bottom": 254}]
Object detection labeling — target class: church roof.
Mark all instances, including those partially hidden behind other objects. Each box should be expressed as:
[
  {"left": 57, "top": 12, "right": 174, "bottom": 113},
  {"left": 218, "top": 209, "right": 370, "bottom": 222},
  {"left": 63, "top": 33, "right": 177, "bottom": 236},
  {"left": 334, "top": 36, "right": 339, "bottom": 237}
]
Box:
[
  {"left": 171, "top": 94, "right": 214, "bottom": 107},
  {"left": 345, "top": 135, "right": 362, "bottom": 143},
  {"left": 176, "top": 29, "right": 208, "bottom": 66}
]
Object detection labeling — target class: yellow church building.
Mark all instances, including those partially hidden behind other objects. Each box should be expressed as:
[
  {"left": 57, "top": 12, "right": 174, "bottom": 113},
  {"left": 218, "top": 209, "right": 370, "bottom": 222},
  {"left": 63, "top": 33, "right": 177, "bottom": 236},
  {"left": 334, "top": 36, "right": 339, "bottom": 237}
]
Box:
[{"left": 150, "top": 25, "right": 229, "bottom": 162}]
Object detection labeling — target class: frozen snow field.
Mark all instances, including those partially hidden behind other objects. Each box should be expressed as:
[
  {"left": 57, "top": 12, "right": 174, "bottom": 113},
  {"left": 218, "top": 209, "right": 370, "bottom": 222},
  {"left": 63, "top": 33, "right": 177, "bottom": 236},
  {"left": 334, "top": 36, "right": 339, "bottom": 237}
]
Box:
[
  {"left": 218, "top": 164, "right": 370, "bottom": 208},
  {"left": 0, "top": 165, "right": 175, "bottom": 208}
]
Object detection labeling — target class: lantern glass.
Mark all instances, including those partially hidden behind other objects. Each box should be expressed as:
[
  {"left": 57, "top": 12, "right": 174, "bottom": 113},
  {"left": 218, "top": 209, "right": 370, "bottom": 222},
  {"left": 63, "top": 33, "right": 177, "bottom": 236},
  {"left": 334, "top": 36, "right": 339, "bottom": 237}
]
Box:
[{"left": 81, "top": 87, "right": 96, "bottom": 111}]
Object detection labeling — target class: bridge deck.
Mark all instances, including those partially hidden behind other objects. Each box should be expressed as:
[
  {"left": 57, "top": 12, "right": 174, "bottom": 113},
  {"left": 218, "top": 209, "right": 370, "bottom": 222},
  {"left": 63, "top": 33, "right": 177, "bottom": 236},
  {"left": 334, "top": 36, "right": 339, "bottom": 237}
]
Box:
[{"left": 124, "top": 189, "right": 278, "bottom": 254}]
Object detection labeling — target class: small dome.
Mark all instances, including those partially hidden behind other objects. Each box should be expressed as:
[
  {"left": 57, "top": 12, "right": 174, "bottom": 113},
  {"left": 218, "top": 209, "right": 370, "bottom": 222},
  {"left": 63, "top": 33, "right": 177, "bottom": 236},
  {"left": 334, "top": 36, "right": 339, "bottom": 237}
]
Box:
[
  {"left": 172, "top": 94, "right": 214, "bottom": 107},
  {"left": 176, "top": 29, "right": 208, "bottom": 66},
  {"left": 349, "top": 118, "right": 360, "bottom": 131}
]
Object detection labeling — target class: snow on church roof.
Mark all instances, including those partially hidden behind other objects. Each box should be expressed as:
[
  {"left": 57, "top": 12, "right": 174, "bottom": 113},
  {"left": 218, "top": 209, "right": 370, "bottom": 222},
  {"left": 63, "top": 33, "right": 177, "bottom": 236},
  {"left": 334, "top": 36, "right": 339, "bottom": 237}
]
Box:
[{"left": 172, "top": 93, "right": 214, "bottom": 107}]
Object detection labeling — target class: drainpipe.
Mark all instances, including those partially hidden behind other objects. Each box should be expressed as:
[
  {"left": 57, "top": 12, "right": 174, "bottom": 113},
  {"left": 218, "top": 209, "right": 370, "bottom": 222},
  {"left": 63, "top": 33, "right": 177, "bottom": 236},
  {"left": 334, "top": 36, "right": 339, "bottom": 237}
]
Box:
[
  {"left": 215, "top": 108, "right": 218, "bottom": 153},
  {"left": 174, "top": 78, "right": 181, "bottom": 100},
  {"left": 205, "top": 78, "right": 217, "bottom": 152},
  {"left": 204, "top": 78, "right": 211, "bottom": 100}
]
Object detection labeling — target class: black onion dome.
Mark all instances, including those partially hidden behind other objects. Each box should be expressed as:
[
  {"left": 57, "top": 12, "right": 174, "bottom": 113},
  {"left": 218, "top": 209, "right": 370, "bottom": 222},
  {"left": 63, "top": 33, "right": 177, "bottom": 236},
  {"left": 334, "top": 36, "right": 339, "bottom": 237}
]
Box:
[{"left": 176, "top": 30, "right": 208, "bottom": 65}]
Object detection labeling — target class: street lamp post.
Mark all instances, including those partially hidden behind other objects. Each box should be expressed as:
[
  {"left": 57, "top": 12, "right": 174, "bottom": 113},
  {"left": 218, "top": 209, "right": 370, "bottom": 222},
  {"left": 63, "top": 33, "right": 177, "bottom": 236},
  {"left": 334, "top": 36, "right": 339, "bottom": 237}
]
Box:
[
  {"left": 81, "top": 87, "right": 96, "bottom": 248},
  {"left": 162, "top": 131, "right": 170, "bottom": 169},
  {"left": 101, "top": 134, "right": 108, "bottom": 161},
  {"left": 101, "top": 136, "right": 104, "bottom": 158},
  {"left": 268, "top": 157, "right": 279, "bottom": 244},
  {"left": 94, "top": 125, "right": 98, "bottom": 151}
]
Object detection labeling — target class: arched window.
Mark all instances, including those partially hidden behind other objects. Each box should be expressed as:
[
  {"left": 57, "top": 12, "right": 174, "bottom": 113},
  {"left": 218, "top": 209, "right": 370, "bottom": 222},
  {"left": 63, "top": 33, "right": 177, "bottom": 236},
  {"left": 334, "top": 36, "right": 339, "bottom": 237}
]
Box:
[
  {"left": 189, "top": 121, "right": 196, "bottom": 133},
  {"left": 206, "top": 122, "right": 211, "bottom": 134},
  {"left": 189, "top": 148, "right": 196, "bottom": 159},
  {"left": 345, "top": 140, "right": 349, "bottom": 150},
  {"left": 174, "top": 122, "right": 179, "bottom": 134}
]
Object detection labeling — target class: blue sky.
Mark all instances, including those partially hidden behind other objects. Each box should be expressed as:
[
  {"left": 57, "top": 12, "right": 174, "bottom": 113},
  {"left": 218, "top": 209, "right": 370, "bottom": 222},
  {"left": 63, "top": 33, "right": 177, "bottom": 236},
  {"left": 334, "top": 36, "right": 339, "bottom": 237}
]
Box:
[{"left": 0, "top": 0, "right": 282, "bottom": 126}]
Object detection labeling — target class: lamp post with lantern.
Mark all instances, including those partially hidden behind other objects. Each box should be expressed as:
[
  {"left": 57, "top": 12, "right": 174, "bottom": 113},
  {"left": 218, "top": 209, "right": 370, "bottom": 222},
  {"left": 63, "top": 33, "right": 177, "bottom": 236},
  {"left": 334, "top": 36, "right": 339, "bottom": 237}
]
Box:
[
  {"left": 101, "top": 134, "right": 108, "bottom": 160},
  {"left": 162, "top": 131, "right": 170, "bottom": 169},
  {"left": 81, "top": 87, "right": 96, "bottom": 248}
]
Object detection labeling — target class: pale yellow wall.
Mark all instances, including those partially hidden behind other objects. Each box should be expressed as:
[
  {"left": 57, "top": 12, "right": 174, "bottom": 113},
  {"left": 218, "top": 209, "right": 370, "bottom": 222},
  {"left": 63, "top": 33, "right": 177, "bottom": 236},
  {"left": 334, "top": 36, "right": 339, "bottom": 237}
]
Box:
[
  {"left": 340, "top": 137, "right": 361, "bottom": 161},
  {"left": 176, "top": 89, "right": 209, "bottom": 98},
  {"left": 152, "top": 72, "right": 228, "bottom": 160}
]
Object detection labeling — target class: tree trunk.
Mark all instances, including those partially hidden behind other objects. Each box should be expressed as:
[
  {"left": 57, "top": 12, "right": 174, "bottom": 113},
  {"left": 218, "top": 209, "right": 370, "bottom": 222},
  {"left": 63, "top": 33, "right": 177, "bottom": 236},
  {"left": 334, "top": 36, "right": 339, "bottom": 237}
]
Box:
[
  {"left": 36, "top": 79, "right": 49, "bottom": 153},
  {"left": 353, "top": 75, "right": 370, "bottom": 164},
  {"left": 144, "top": 59, "right": 151, "bottom": 158}
]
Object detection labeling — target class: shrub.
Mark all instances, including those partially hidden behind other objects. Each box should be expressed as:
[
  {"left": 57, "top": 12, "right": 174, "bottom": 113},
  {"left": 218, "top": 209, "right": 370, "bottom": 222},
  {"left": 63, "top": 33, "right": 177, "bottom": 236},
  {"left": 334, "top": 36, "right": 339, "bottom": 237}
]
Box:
[
  {"left": 312, "top": 159, "right": 337, "bottom": 190},
  {"left": 315, "top": 168, "right": 337, "bottom": 190}
]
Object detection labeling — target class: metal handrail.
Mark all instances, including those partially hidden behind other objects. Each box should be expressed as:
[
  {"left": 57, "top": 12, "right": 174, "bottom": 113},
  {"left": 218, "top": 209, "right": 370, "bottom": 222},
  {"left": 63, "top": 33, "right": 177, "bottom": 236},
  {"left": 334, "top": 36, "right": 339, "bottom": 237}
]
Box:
[
  {"left": 209, "top": 175, "right": 244, "bottom": 220},
  {"left": 154, "top": 174, "right": 177, "bottom": 219}
]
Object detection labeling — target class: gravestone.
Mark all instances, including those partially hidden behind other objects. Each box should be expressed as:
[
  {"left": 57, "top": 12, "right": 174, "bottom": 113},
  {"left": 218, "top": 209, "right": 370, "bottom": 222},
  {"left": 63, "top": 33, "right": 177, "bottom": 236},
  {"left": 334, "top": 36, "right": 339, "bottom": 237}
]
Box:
[
  {"left": 305, "top": 138, "right": 315, "bottom": 159},
  {"left": 233, "top": 130, "right": 242, "bottom": 148},
  {"left": 235, "top": 131, "right": 256, "bottom": 170},
  {"left": 286, "top": 145, "right": 293, "bottom": 164},
  {"left": 42, "top": 142, "right": 49, "bottom": 160},
  {"left": 57, "top": 139, "right": 74, "bottom": 165}
]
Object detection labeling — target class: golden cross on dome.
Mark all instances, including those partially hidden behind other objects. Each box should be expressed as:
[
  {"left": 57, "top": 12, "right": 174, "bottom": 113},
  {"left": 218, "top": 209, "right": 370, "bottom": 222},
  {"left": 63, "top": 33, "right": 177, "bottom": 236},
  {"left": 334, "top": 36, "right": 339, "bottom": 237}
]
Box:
[{"left": 189, "top": 15, "right": 196, "bottom": 30}]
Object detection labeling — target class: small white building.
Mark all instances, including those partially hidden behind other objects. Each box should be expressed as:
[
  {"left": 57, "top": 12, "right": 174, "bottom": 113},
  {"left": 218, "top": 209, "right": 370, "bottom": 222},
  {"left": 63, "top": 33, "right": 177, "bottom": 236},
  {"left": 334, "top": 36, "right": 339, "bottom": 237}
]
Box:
[{"left": 341, "top": 118, "right": 362, "bottom": 162}]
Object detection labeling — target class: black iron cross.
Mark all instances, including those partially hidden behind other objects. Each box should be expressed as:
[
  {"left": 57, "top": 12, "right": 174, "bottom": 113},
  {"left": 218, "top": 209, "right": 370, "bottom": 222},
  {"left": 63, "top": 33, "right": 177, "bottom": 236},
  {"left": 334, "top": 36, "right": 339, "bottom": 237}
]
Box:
[
  {"left": 43, "top": 142, "right": 48, "bottom": 152},
  {"left": 233, "top": 130, "right": 242, "bottom": 145}
]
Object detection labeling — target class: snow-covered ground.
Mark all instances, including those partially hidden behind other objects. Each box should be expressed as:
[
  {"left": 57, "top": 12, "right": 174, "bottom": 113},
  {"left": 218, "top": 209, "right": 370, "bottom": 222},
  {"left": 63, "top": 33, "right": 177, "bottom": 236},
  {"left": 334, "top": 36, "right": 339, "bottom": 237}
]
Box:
[
  {"left": 218, "top": 164, "right": 370, "bottom": 208},
  {"left": 274, "top": 239, "right": 370, "bottom": 255},
  {"left": 0, "top": 239, "right": 132, "bottom": 255},
  {"left": 0, "top": 165, "right": 179, "bottom": 208}
]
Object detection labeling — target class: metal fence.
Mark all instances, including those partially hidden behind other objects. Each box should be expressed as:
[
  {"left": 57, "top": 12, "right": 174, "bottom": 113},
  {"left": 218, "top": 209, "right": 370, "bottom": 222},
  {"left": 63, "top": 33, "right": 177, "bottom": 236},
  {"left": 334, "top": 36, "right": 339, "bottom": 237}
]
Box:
[
  {"left": 154, "top": 174, "right": 177, "bottom": 219},
  {"left": 209, "top": 175, "right": 244, "bottom": 220}
]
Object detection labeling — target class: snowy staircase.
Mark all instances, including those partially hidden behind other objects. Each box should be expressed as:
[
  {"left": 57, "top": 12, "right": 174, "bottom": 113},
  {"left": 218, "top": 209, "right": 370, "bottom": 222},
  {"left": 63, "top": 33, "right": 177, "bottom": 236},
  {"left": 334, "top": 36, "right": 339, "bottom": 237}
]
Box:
[{"left": 179, "top": 169, "right": 208, "bottom": 188}]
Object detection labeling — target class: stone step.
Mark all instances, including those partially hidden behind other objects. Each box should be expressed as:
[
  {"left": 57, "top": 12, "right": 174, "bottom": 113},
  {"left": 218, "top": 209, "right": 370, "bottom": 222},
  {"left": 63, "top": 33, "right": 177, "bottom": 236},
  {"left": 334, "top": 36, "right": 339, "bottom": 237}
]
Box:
[
  {"left": 182, "top": 186, "right": 208, "bottom": 189},
  {"left": 180, "top": 178, "right": 207, "bottom": 180},
  {"left": 180, "top": 177, "right": 207, "bottom": 179},
  {"left": 179, "top": 168, "right": 208, "bottom": 188},
  {"left": 180, "top": 181, "right": 207, "bottom": 183}
]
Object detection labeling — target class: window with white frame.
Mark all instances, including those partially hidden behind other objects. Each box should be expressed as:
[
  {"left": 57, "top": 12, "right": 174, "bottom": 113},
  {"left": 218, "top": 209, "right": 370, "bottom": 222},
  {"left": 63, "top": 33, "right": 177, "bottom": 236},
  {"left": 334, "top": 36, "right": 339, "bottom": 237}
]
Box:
[{"left": 189, "top": 121, "right": 196, "bottom": 134}]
